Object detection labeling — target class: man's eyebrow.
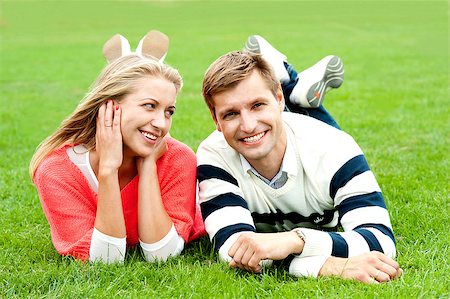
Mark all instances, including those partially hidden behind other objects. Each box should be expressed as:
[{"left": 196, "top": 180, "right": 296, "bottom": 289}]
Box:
[{"left": 218, "top": 107, "right": 236, "bottom": 117}]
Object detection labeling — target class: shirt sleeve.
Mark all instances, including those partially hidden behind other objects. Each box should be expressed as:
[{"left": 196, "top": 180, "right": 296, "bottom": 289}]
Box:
[
  {"left": 288, "top": 255, "right": 329, "bottom": 277},
  {"left": 34, "top": 150, "right": 98, "bottom": 260},
  {"left": 89, "top": 228, "right": 126, "bottom": 263},
  {"left": 140, "top": 224, "right": 184, "bottom": 262}
]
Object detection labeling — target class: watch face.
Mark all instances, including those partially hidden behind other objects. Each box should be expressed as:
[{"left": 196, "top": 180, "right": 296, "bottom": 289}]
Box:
[{"left": 294, "top": 228, "right": 305, "bottom": 242}]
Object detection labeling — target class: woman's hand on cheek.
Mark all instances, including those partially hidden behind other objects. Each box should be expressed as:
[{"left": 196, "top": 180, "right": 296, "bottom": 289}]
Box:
[{"left": 96, "top": 100, "right": 123, "bottom": 174}]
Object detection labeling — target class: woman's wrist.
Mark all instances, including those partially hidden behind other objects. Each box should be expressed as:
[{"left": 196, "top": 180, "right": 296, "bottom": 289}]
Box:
[
  {"left": 98, "top": 167, "right": 119, "bottom": 178},
  {"left": 138, "top": 158, "right": 158, "bottom": 176}
]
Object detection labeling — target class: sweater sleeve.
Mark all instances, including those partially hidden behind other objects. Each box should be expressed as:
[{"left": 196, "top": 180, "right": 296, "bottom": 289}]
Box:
[
  {"left": 156, "top": 138, "right": 205, "bottom": 243},
  {"left": 140, "top": 224, "right": 184, "bottom": 262},
  {"left": 197, "top": 134, "right": 256, "bottom": 253},
  {"left": 33, "top": 148, "right": 98, "bottom": 261},
  {"left": 289, "top": 126, "right": 396, "bottom": 277},
  {"left": 89, "top": 228, "right": 126, "bottom": 263}
]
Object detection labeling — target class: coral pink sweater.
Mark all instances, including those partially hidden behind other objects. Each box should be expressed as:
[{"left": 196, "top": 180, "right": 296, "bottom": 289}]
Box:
[{"left": 34, "top": 137, "right": 205, "bottom": 261}]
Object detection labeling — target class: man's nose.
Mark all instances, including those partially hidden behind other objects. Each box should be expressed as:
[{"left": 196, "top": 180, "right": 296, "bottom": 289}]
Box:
[{"left": 240, "top": 111, "right": 257, "bottom": 133}]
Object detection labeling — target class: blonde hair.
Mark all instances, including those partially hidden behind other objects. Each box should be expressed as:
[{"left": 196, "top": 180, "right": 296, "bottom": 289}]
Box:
[
  {"left": 29, "top": 54, "right": 183, "bottom": 178},
  {"left": 202, "top": 51, "right": 278, "bottom": 115}
]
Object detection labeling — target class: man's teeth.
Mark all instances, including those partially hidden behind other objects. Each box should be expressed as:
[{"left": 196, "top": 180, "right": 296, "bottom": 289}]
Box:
[
  {"left": 243, "top": 132, "right": 264, "bottom": 143},
  {"left": 141, "top": 131, "right": 157, "bottom": 140}
]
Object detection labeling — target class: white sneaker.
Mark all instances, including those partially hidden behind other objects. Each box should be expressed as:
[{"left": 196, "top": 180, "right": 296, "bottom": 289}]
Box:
[
  {"left": 244, "top": 35, "right": 290, "bottom": 83},
  {"left": 290, "top": 55, "right": 344, "bottom": 108}
]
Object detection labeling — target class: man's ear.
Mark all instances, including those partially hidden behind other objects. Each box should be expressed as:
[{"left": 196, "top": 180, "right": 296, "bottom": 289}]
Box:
[
  {"left": 276, "top": 82, "right": 285, "bottom": 111},
  {"left": 102, "top": 34, "right": 131, "bottom": 63},
  {"left": 209, "top": 108, "right": 222, "bottom": 132}
]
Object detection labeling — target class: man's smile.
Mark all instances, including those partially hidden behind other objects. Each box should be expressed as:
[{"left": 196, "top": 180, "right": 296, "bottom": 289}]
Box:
[{"left": 239, "top": 131, "right": 267, "bottom": 144}]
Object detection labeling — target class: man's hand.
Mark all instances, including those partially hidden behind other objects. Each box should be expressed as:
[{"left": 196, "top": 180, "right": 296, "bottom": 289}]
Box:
[
  {"left": 319, "top": 251, "right": 403, "bottom": 284},
  {"left": 228, "top": 231, "right": 303, "bottom": 273}
]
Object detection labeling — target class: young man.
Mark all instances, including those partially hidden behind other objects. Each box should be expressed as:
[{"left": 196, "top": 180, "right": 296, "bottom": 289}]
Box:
[{"left": 197, "top": 35, "right": 402, "bottom": 283}]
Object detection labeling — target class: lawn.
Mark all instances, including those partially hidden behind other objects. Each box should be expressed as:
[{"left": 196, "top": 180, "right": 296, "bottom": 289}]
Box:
[{"left": 0, "top": 0, "right": 448, "bottom": 298}]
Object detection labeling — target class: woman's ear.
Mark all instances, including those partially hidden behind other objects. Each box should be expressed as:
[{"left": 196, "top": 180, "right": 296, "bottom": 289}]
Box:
[
  {"left": 136, "top": 30, "right": 169, "bottom": 62},
  {"left": 102, "top": 34, "right": 131, "bottom": 63}
]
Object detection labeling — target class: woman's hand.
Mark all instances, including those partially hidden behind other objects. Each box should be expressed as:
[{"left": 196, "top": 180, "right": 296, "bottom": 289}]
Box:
[
  {"left": 137, "top": 138, "right": 168, "bottom": 175},
  {"left": 96, "top": 100, "right": 123, "bottom": 174},
  {"left": 93, "top": 100, "right": 126, "bottom": 239},
  {"left": 136, "top": 137, "right": 173, "bottom": 244}
]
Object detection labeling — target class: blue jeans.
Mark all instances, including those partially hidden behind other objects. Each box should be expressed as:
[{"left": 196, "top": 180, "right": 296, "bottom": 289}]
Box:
[{"left": 282, "top": 62, "right": 341, "bottom": 130}]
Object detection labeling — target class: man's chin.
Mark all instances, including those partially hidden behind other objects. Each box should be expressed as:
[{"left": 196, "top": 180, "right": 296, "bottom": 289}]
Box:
[{"left": 240, "top": 149, "right": 267, "bottom": 162}]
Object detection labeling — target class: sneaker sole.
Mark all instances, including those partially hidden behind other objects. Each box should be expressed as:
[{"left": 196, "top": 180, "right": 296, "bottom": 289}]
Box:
[
  {"left": 306, "top": 56, "right": 344, "bottom": 107},
  {"left": 244, "top": 35, "right": 261, "bottom": 53},
  {"left": 244, "top": 35, "right": 290, "bottom": 83}
]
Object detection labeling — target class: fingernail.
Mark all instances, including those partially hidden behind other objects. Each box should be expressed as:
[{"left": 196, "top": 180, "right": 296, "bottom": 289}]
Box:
[{"left": 115, "top": 105, "right": 119, "bottom": 110}]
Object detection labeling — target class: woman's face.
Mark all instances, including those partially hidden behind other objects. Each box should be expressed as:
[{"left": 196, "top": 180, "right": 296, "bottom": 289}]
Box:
[{"left": 118, "top": 76, "right": 177, "bottom": 158}]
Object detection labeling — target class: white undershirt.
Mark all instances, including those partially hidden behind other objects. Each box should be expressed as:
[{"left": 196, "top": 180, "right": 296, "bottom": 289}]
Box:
[{"left": 66, "top": 145, "right": 184, "bottom": 263}]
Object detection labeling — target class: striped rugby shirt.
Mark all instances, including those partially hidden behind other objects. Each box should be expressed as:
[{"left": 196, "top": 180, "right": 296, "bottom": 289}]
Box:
[{"left": 197, "top": 112, "right": 396, "bottom": 277}]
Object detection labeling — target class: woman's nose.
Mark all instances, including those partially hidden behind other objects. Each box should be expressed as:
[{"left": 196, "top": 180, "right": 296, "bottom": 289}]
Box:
[{"left": 150, "top": 111, "right": 167, "bottom": 129}]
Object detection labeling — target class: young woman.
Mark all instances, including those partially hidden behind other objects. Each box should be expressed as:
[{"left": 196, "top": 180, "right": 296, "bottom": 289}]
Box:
[{"left": 29, "top": 53, "right": 205, "bottom": 263}]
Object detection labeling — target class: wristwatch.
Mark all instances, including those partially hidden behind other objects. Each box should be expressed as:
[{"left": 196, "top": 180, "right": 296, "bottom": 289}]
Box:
[
  {"left": 292, "top": 228, "right": 306, "bottom": 243},
  {"left": 291, "top": 228, "right": 306, "bottom": 256}
]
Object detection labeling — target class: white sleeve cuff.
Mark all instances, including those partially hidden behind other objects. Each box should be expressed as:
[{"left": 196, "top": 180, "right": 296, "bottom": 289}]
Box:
[
  {"left": 300, "top": 228, "right": 333, "bottom": 257},
  {"left": 218, "top": 232, "right": 244, "bottom": 262},
  {"left": 289, "top": 255, "right": 328, "bottom": 278},
  {"left": 89, "top": 227, "right": 126, "bottom": 263},
  {"left": 140, "top": 224, "right": 184, "bottom": 262}
]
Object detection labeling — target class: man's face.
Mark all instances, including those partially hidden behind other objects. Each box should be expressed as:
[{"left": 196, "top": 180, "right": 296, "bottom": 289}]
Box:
[{"left": 212, "top": 71, "right": 286, "bottom": 168}]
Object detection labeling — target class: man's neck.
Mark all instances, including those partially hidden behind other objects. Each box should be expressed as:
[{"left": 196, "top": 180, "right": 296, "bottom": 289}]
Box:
[{"left": 246, "top": 130, "right": 287, "bottom": 180}]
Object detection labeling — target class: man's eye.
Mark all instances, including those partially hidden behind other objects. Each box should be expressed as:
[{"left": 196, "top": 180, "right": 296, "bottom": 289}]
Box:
[
  {"left": 253, "top": 103, "right": 264, "bottom": 109},
  {"left": 223, "top": 112, "right": 237, "bottom": 119}
]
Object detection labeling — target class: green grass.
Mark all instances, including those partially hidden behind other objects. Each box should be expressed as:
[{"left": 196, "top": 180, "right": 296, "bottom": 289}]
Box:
[{"left": 1, "top": 0, "right": 449, "bottom": 298}]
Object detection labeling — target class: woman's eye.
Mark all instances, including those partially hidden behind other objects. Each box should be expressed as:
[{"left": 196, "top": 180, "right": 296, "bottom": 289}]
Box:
[
  {"left": 144, "top": 103, "right": 155, "bottom": 109},
  {"left": 165, "top": 110, "right": 175, "bottom": 118}
]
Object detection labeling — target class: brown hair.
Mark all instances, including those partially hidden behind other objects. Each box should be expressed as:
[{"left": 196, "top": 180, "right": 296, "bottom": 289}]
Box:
[
  {"left": 29, "top": 54, "right": 182, "bottom": 178},
  {"left": 202, "top": 51, "right": 279, "bottom": 115}
]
